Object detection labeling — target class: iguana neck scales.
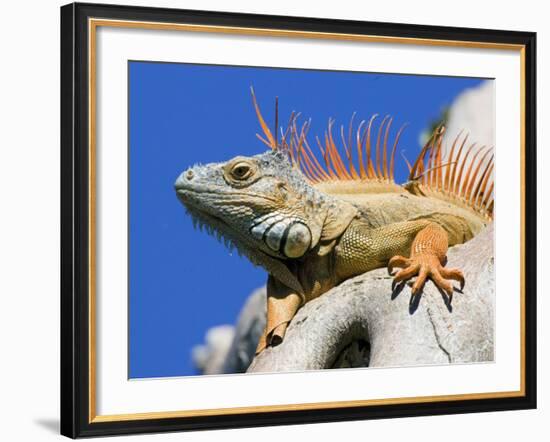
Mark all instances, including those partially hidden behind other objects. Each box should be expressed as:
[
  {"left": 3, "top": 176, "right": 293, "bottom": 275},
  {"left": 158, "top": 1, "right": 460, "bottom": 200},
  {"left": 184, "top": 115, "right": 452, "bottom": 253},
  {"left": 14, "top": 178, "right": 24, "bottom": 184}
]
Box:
[{"left": 175, "top": 94, "right": 493, "bottom": 354}]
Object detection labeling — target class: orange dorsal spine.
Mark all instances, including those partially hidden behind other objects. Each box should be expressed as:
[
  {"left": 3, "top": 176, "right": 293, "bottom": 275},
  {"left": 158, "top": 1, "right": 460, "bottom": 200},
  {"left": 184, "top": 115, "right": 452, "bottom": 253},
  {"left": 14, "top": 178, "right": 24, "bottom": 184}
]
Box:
[
  {"left": 407, "top": 129, "right": 494, "bottom": 220},
  {"left": 251, "top": 90, "right": 494, "bottom": 220}
]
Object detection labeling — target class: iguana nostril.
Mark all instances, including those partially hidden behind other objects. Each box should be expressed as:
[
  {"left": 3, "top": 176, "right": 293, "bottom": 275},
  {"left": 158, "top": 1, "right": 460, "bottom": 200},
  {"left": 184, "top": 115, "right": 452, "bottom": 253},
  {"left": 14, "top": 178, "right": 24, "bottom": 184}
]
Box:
[{"left": 185, "top": 169, "right": 194, "bottom": 180}]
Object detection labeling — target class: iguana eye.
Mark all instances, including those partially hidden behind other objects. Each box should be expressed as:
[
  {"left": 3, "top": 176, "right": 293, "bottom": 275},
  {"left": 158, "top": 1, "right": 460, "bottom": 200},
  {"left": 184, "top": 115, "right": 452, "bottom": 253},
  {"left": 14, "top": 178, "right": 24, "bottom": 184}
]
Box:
[
  {"left": 231, "top": 162, "right": 252, "bottom": 180},
  {"left": 223, "top": 158, "right": 258, "bottom": 186}
]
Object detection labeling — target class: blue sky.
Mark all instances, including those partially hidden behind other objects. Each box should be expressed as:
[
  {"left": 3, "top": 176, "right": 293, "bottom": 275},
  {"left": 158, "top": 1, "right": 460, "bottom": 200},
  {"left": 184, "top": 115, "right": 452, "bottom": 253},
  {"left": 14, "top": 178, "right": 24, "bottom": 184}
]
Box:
[{"left": 128, "top": 61, "right": 485, "bottom": 378}]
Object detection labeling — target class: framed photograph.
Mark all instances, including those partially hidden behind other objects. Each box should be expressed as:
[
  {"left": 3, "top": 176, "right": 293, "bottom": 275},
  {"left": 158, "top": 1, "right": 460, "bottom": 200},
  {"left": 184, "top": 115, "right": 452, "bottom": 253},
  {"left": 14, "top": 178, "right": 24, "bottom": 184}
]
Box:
[{"left": 60, "top": 2, "right": 536, "bottom": 438}]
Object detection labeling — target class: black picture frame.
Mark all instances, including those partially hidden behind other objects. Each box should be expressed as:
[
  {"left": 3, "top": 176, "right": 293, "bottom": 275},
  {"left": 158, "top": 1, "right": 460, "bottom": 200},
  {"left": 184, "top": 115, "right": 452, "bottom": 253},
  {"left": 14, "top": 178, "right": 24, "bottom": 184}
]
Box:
[{"left": 60, "top": 2, "right": 537, "bottom": 438}]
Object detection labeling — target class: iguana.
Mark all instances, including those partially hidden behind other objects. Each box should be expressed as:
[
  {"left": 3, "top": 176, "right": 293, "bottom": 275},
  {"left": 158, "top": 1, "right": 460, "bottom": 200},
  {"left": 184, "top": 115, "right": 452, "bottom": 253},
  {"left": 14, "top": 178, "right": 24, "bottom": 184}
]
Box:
[{"left": 174, "top": 91, "right": 494, "bottom": 355}]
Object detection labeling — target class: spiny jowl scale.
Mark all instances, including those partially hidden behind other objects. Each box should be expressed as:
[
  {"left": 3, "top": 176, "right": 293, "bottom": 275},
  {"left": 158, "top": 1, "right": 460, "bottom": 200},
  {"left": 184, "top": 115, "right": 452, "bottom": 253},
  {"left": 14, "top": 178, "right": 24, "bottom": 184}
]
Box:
[{"left": 183, "top": 206, "right": 240, "bottom": 256}]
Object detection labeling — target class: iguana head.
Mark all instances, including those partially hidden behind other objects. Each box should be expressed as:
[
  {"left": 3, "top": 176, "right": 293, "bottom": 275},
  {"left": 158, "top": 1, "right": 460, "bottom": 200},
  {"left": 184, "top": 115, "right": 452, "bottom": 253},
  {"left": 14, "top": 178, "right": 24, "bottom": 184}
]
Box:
[{"left": 174, "top": 149, "right": 358, "bottom": 268}]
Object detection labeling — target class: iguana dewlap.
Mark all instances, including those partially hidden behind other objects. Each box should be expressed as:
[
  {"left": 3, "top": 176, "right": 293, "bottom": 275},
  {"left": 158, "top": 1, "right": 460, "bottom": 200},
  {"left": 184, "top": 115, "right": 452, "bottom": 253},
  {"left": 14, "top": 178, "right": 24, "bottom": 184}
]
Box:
[{"left": 174, "top": 99, "right": 493, "bottom": 355}]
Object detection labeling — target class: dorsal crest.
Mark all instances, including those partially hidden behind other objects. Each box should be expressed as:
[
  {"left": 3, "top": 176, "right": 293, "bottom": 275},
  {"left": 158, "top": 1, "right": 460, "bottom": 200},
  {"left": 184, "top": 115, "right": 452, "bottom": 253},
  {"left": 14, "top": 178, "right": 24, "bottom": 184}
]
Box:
[
  {"left": 251, "top": 88, "right": 493, "bottom": 220},
  {"left": 405, "top": 127, "right": 494, "bottom": 219},
  {"left": 251, "top": 87, "right": 405, "bottom": 188}
]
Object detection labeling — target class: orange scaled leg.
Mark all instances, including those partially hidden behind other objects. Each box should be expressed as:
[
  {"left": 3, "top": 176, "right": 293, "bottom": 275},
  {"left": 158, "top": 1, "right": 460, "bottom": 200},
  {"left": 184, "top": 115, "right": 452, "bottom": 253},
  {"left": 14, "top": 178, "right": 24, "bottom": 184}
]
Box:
[
  {"left": 255, "top": 276, "right": 302, "bottom": 355},
  {"left": 388, "top": 223, "right": 464, "bottom": 298}
]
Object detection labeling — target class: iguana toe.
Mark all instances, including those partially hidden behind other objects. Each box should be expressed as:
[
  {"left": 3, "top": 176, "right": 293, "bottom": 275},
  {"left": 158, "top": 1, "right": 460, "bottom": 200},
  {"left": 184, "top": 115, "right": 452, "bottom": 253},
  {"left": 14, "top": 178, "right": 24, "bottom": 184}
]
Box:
[
  {"left": 388, "top": 255, "right": 412, "bottom": 275},
  {"left": 439, "top": 267, "right": 465, "bottom": 291}
]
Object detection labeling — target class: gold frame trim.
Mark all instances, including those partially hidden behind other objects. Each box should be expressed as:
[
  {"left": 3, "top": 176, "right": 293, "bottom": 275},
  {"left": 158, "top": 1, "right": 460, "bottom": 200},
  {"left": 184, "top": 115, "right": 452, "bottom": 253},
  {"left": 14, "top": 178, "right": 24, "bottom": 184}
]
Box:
[{"left": 88, "top": 18, "right": 527, "bottom": 424}]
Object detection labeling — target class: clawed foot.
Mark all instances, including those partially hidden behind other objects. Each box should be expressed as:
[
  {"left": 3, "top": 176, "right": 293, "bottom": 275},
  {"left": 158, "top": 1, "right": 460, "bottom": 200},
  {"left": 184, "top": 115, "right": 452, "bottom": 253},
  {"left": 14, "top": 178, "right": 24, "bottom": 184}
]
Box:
[{"left": 388, "top": 254, "right": 464, "bottom": 299}]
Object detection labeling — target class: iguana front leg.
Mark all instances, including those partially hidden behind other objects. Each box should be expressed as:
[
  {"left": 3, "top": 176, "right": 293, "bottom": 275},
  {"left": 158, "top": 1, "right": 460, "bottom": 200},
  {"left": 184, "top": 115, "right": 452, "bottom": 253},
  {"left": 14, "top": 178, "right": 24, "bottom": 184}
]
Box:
[
  {"left": 388, "top": 223, "right": 465, "bottom": 297},
  {"left": 336, "top": 218, "right": 467, "bottom": 299},
  {"left": 255, "top": 275, "right": 302, "bottom": 355}
]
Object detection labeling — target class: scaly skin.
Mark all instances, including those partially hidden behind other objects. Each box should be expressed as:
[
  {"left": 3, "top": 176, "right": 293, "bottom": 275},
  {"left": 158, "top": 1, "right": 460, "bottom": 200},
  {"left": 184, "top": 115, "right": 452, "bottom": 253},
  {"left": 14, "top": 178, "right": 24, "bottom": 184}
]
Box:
[{"left": 174, "top": 150, "right": 489, "bottom": 354}]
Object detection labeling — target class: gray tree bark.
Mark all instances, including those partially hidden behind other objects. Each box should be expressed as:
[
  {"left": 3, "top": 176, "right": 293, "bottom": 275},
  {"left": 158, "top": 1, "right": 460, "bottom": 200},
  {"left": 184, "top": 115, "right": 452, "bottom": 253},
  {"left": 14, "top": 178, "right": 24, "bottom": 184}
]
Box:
[{"left": 247, "top": 223, "right": 494, "bottom": 373}]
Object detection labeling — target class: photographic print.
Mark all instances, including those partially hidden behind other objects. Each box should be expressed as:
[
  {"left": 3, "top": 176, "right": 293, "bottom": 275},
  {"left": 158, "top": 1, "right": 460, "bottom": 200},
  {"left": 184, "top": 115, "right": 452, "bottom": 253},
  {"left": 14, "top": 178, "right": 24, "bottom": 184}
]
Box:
[
  {"left": 129, "top": 62, "right": 495, "bottom": 378},
  {"left": 61, "top": 4, "right": 535, "bottom": 436}
]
